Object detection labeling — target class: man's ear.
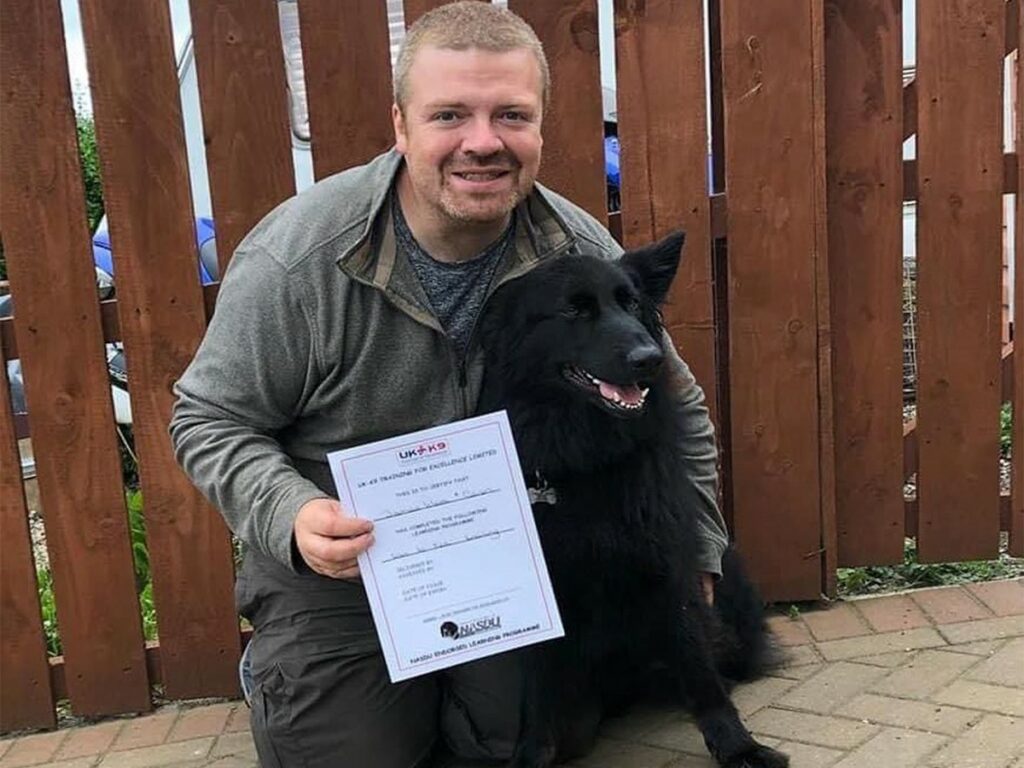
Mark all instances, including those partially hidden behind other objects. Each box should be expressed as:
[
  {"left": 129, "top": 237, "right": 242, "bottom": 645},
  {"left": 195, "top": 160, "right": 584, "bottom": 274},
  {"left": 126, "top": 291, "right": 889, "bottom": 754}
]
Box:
[
  {"left": 392, "top": 103, "right": 407, "bottom": 154},
  {"left": 619, "top": 230, "right": 685, "bottom": 306}
]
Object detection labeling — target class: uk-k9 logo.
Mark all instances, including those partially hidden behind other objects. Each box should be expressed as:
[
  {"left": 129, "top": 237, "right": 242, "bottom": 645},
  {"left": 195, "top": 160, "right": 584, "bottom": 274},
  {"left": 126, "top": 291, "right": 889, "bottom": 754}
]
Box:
[{"left": 397, "top": 440, "right": 449, "bottom": 463}]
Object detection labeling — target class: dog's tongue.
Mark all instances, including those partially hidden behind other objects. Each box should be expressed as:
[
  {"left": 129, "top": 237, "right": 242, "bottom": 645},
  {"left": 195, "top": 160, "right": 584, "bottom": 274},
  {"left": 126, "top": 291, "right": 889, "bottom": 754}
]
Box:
[{"left": 598, "top": 380, "right": 644, "bottom": 405}]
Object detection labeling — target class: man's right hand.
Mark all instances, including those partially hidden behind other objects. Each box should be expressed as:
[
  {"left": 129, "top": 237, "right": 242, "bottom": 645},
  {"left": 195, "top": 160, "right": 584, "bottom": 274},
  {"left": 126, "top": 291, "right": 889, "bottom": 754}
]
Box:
[{"left": 294, "top": 498, "right": 374, "bottom": 579}]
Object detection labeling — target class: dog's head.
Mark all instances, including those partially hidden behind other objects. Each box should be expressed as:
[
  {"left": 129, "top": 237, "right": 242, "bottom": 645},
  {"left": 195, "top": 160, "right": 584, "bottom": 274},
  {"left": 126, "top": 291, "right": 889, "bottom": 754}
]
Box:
[{"left": 479, "top": 231, "right": 684, "bottom": 419}]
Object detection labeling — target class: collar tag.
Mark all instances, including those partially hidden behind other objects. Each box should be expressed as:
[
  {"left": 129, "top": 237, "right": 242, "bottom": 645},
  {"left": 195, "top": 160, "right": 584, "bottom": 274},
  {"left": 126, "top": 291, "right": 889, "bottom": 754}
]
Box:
[{"left": 527, "top": 470, "right": 558, "bottom": 505}]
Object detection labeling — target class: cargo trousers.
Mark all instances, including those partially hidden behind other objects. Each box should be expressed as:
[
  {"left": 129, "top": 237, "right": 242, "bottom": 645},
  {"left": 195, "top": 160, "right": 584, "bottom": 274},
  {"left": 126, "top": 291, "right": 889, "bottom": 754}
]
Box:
[{"left": 237, "top": 551, "right": 524, "bottom": 768}]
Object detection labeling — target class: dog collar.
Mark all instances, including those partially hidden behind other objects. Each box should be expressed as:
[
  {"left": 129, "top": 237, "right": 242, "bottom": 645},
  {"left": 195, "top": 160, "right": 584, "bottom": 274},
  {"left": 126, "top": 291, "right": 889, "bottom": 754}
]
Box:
[{"left": 527, "top": 470, "right": 558, "bottom": 505}]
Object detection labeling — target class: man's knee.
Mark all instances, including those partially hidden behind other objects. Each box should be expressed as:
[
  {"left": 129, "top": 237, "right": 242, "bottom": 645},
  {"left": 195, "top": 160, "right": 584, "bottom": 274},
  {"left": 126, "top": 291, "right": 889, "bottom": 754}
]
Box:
[{"left": 441, "top": 654, "right": 524, "bottom": 761}]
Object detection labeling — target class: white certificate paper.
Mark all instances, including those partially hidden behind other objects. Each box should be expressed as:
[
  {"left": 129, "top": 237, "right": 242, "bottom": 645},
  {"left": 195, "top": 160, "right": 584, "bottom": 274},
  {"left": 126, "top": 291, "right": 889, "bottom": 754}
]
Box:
[{"left": 326, "top": 411, "right": 564, "bottom": 682}]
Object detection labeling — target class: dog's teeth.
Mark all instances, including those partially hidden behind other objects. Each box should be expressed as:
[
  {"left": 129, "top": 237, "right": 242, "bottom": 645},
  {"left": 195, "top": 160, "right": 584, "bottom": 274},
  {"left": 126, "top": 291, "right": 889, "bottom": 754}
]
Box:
[{"left": 641, "top": 388, "right": 650, "bottom": 398}]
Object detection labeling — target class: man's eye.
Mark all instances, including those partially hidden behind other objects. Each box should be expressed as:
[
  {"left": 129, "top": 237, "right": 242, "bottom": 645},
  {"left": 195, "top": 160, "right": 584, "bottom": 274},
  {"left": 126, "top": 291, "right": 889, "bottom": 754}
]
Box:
[
  {"left": 433, "top": 111, "right": 459, "bottom": 123},
  {"left": 501, "top": 111, "right": 526, "bottom": 122}
]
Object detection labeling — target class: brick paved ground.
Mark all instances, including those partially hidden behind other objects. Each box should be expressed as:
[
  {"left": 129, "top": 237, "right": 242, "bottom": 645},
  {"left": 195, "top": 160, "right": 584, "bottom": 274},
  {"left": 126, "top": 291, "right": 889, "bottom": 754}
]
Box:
[{"left": 2, "top": 579, "right": 1021, "bottom": 768}]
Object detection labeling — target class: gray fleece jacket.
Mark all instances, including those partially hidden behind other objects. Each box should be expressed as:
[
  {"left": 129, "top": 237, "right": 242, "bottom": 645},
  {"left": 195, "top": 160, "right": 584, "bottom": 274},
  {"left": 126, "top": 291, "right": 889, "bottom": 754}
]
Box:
[{"left": 169, "top": 149, "right": 728, "bottom": 577}]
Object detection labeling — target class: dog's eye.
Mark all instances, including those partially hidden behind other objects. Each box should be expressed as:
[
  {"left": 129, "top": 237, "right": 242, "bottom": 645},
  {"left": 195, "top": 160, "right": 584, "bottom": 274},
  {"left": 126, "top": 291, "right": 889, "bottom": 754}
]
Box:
[{"left": 562, "top": 295, "right": 596, "bottom": 319}]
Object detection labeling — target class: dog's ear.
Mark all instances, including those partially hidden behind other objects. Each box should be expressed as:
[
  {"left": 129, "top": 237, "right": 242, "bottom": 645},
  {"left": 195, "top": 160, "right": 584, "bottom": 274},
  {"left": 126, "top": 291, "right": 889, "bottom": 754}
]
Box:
[{"left": 619, "top": 230, "right": 685, "bottom": 306}]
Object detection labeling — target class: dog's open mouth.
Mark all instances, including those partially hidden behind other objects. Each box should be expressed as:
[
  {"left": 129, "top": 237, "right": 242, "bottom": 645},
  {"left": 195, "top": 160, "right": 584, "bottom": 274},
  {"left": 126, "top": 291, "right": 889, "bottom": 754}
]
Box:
[{"left": 563, "top": 366, "right": 650, "bottom": 413}]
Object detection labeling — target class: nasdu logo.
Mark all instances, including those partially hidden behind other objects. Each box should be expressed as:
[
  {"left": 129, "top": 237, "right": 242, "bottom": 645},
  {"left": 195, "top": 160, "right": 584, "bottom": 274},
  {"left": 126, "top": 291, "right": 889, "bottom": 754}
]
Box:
[
  {"left": 397, "top": 440, "right": 449, "bottom": 463},
  {"left": 439, "top": 615, "right": 502, "bottom": 640}
]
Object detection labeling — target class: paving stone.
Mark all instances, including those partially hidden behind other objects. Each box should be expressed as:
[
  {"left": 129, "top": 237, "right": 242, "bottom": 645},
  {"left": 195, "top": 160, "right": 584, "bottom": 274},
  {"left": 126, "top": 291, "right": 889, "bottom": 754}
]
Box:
[
  {"left": 931, "top": 679, "right": 1024, "bottom": 717},
  {"left": 0, "top": 731, "right": 68, "bottom": 767},
  {"left": 0, "top": 742, "right": 11, "bottom": 761},
  {"left": 937, "top": 614, "right": 1024, "bottom": 644},
  {"left": 803, "top": 604, "right": 872, "bottom": 642},
  {"left": 166, "top": 706, "right": 231, "bottom": 743},
  {"left": 33, "top": 759, "right": 97, "bottom": 768},
  {"left": 817, "top": 627, "right": 946, "bottom": 661},
  {"left": 661, "top": 755, "right": 716, "bottom": 768},
  {"left": 769, "top": 663, "right": 824, "bottom": 682},
  {"left": 746, "top": 707, "right": 879, "bottom": 749},
  {"left": 852, "top": 650, "right": 917, "bottom": 668},
  {"left": 730, "top": 676, "right": 797, "bottom": 717},
  {"left": 95, "top": 737, "right": 213, "bottom": 768},
  {"left": 639, "top": 715, "right": 707, "bottom": 756},
  {"left": 966, "top": 579, "right": 1024, "bottom": 617},
  {"left": 963, "top": 636, "right": 1024, "bottom": 688},
  {"left": 765, "top": 616, "right": 813, "bottom": 647},
  {"left": 836, "top": 693, "right": 982, "bottom": 736},
  {"left": 912, "top": 586, "right": 993, "bottom": 624},
  {"left": 776, "top": 662, "right": 888, "bottom": 714},
  {"left": 222, "top": 708, "right": 249, "bottom": 735},
  {"left": 203, "top": 757, "right": 257, "bottom": 768},
  {"left": 832, "top": 727, "right": 948, "bottom": 768},
  {"left": 854, "top": 595, "right": 932, "bottom": 633},
  {"left": 774, "top": 741, "right": 844, "bottom": 768},
  {"left": 567, "top": 737, "right": 681, "bottom": 768},
  {"left": 870, "top": 649, "right": 978, "bottom": 699},
  {"left": 943, "top": 638, "right": 1007, "bottom": 657},
  {"left": 776, "top": 644, "right": 822, "bottom": 669},
  {"left": 209, "top": 733, "right": 255, "bottom": 761},
  {"left": 926, "top": 713, "right": 1024, "bottom": 767},
  {"left": 54, "top": 723, "right": 123, "bottom": 761},
  {"left": 109, "top": 713, "right": 177, "bottom": 753}
]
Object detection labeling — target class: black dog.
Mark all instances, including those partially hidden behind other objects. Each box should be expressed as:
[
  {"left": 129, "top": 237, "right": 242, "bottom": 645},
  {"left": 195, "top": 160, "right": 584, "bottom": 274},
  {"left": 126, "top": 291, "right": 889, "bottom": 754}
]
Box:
[{"left": 476, "top": 232, "right": 788, "bottom": 768}]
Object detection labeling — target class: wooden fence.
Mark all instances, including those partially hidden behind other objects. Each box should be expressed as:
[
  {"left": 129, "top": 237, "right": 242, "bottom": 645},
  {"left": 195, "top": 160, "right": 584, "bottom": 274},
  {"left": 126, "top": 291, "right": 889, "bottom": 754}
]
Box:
[{"left": 0, "top": 0, "right": 1021, "bottom": 731}]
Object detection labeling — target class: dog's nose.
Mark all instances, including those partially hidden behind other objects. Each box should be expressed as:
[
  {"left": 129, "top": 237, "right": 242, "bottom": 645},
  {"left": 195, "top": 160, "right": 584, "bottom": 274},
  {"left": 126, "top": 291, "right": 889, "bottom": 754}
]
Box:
[{"left": 627, "top": 344, "right": 663, "bottom": 376}]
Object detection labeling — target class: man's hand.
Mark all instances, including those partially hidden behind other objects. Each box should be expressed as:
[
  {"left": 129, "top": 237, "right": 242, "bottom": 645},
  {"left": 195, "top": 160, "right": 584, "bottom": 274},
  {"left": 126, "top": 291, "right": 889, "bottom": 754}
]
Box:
[
  {"left": 294, "top": 498, "right": 374, "bottom": 579},
  {"left": 699, "top": 572, "right": 715, "bottom": 606}
]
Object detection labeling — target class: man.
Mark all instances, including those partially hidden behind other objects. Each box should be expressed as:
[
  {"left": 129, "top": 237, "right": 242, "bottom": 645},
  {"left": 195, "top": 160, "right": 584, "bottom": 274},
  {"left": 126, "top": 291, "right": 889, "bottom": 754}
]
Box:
[{"left": 170, "top": 3, "right": 727, "bottom": 766}]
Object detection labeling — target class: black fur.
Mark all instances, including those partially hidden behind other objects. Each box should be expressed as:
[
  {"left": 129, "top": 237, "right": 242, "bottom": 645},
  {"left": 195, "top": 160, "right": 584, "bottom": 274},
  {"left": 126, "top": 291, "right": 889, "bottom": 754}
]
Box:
[{"left": 476, "top": 232, "right": 788, "bottom": 768}]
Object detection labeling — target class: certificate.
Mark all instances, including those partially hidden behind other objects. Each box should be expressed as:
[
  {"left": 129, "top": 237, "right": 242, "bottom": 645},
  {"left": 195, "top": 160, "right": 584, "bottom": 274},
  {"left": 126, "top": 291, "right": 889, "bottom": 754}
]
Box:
[{"left": 326, "top": 411, "right": 564, "bottom": 682}]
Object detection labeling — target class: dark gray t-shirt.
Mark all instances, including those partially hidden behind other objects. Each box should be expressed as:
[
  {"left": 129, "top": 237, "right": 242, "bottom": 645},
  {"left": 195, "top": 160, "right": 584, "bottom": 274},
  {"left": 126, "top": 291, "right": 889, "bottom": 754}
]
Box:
[{"left": 393, "top": 193, "right": 514, "bottom": 356}]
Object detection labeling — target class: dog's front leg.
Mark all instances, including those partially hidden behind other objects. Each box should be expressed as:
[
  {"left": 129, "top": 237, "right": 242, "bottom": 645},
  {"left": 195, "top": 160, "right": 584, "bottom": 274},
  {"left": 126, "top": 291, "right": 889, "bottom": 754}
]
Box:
[{"left": 670, "top": 603, "right": 789, "bottom": 768}]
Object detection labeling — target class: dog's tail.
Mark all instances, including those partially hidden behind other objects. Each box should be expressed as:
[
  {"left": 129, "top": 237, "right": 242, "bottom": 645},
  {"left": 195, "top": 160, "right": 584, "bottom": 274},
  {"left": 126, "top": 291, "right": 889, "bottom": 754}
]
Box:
[{"left": 711, "top": 546, "right": 780, "bottom": 682}]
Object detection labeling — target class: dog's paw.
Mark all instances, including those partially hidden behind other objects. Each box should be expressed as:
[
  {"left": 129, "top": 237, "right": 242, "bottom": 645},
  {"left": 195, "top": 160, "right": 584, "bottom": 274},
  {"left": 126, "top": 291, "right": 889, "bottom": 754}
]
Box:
[{"left": 722, "top": 743, "right": 789, "bottom": 768}]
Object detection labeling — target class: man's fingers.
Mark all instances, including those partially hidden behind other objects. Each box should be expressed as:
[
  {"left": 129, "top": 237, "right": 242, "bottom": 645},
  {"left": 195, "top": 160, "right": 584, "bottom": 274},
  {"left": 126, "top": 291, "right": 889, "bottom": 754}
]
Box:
[{"left": 307, "top": 531, "right": 375, "bottom": 564}]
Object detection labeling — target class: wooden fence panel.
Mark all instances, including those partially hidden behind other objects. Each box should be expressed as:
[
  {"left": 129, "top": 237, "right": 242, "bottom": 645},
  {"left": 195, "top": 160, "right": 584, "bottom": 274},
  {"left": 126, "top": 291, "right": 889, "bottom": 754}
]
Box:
[
  {"left": 298, "top": 0, "right": 394, "bottom": 179},
  {"left": 0, "top": 349, "right": 55, "bottom": 731},
  {"left": 404, "top": 0, "right": 486, "bottom": 28},
  {"left": 720, "top": 0, "right": 829, "bottom": 600},
  {"left": 509, "top": 0, "right": 607, "bottom": 221},
  {"left": 1014, "top": 27, "right": 1024, "bottom": 557},
  {"left": 916, "top": 0, "right": 1004, "bottom": 563},
  {"left": 614, "top": 0, "right": 717, "bottom": 424},
  {"left": 824, "top": 0, "right": 905, "bottom": 566},
  {"left": 190, "top": 0, "right": 296, "bottom": 270},
  {"left": 80, "top": 0, "right": 241, "bottom": 699},
  {"left": 0, "top": 0, "right": 151, "bottom": 716}
]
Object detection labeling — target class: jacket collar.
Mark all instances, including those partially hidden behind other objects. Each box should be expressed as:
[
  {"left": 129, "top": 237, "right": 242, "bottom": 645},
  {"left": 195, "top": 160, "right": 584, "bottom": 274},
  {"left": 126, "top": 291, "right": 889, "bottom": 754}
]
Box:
[{"left": 337, "top": 149, "right": 578, "bottom": 285}]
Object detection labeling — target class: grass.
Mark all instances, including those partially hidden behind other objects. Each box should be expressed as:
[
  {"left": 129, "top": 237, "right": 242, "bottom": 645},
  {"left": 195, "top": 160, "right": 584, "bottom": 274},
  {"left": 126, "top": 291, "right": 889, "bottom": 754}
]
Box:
[{"left": 837, "top": 536, "right": 1024, "bottom": 598}]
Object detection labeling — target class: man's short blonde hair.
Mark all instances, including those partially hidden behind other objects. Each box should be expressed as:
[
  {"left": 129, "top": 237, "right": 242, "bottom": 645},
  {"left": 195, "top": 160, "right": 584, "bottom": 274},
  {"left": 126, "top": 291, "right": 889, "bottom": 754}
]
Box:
[{"left": 394, "top": 1, "right": 550, "bottom": 112}]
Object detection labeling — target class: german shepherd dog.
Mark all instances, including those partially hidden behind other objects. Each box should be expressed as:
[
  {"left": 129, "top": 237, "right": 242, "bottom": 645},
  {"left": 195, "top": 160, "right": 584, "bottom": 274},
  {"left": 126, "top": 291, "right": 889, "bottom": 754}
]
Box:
[{"left": 476, "top": 232, "right": 788, "bottom": 768}]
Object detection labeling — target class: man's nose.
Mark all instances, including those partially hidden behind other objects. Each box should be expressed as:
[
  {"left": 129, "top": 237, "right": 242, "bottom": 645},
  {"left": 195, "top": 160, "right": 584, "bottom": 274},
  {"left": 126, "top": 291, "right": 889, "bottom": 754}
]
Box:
[{"left": 462, "top": 117, "right": 504, "bottom": 156}]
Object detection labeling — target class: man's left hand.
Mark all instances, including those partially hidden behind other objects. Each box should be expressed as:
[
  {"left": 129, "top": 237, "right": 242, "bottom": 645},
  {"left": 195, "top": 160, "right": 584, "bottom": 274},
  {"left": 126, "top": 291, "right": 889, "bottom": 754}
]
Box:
[{"left": 699, "top": 572, "right": 715, "bottom": 606}]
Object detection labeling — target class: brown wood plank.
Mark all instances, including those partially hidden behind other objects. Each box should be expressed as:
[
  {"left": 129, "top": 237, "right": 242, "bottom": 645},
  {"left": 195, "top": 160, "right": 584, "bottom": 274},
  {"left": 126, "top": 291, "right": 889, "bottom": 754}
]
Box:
[
  {"left": 825, "top": 0, "right": 905, "bottom": 567},
  {"left": 0, "top": 351, "right": 56, "bottom": 731},
  {"left": 509, "top": 0, "right": 607, "bottom": 221},
  {"left": 190, "top": 0, "right": 296, "bottom": 272},
  {"left": 708, "top": 0, "right": 726, "bottom": 195},
  {"left": 403, "top": 0, "right": 487, "bottom": 28},
  {"left": 80, "top": 0, "right": 241, "bottom": 699},
  {"left": 916, "top": 0, "right": 1004, "bottom": 563},
  {"left": 297, "top": 0, "right": 394, "bottom": 179},
  {"left": 810, "top": 0, "right": 838, "bottom": 599},
  {"left": 613, "top": 0, "right": 717, "bottom": 425},
  {"left": 720, "top": 0, "right": 828, "bottom": 601},
  {"left": 1014, "top": 23, "right": 1024, "bottom": 557},
  {"left": 0, "top": 0, "right": 151, "bottom": 717}
]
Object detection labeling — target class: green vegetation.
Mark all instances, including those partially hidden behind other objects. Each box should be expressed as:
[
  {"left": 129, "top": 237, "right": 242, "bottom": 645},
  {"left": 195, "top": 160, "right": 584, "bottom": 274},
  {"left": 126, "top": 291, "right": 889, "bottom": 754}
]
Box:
[{"left": 838, "top": 537, "right": 1024, "bottom": 598}]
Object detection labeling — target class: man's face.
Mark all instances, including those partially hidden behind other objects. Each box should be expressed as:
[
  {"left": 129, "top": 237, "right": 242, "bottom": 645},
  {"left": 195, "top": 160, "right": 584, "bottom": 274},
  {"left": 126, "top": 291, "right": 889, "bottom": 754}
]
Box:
[{"left": 393, "top": 46, "right": 544, "bottom": 226}]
